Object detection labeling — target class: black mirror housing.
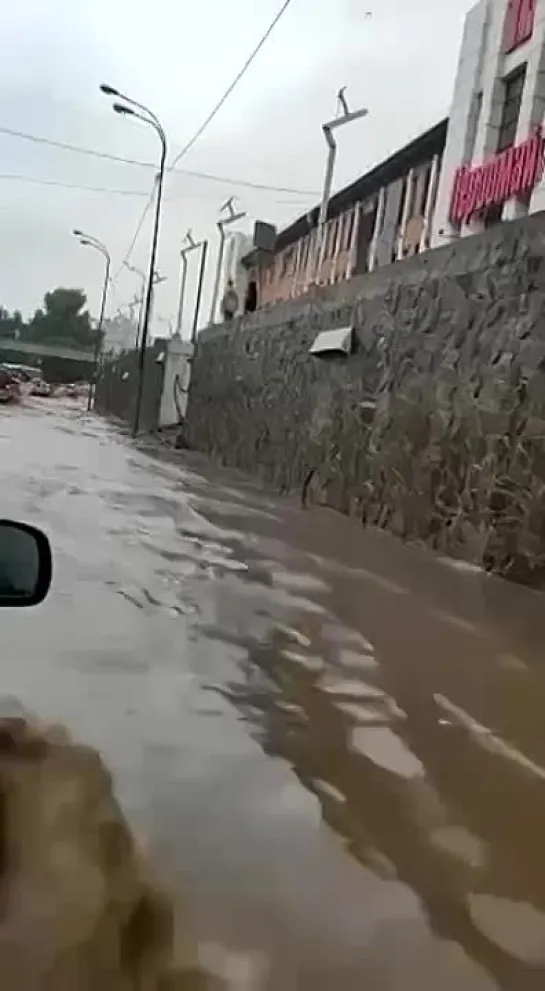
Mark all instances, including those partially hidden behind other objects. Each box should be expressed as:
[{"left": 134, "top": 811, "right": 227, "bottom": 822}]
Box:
[{"left": 0, "top": 521, "right": 52, "bottom": 607}]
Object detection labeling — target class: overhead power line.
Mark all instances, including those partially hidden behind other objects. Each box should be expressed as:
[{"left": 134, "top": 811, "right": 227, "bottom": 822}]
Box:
[
  {"left": 0, "top": 123, "right": 316, "bottom": 196},
  {"left": 0, "top": 173, "right": 151, "bottom": 196},
  {"left": 169, "top": 0, "right": 295, "bottom": 169},
  {"left": 117, "top": 0, "right": 296, "bottom": 271},
  {"left": 0, "top": 169, "right": 311, "bottom": 210},
  {"left": 115, "top": 186, "right": 156, "bottom": 279}
]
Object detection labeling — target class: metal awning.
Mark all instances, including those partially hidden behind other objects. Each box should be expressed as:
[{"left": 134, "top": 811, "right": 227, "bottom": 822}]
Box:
[{"left": 309, "top": 325, "right": 354, "bottom": 357}]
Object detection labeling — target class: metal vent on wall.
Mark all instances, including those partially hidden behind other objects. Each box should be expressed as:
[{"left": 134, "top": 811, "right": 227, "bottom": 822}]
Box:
[{"left": 309, "top": 326, "right": 354, "bottom": 358}]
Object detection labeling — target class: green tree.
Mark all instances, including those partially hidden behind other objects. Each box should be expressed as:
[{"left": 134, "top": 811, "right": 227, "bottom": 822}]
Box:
[
  {"left": 0, "top": 307, "right": 23, "bottom": 339},
  {"left": 23, "top": 288, "right": 101, "bottom": 350}
]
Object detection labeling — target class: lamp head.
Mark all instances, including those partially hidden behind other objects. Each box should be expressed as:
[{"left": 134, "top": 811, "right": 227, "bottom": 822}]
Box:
[{"left": 113, "top": 102, "right": 135, "bottom": 116}]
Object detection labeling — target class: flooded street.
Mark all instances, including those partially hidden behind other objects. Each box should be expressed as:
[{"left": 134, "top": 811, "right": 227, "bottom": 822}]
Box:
[{"left": 3, "top": 400, "right": 545, "bottom": 989}]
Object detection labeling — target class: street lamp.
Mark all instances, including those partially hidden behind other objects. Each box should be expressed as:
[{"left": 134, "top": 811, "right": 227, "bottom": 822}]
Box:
[
  {"left": 209, "top": 197, "right": 246, "bottom": 326},
  {"left": 312, "top": 88, "right": 368, "bottom": 284},
  {"left": 73, "top": 229, "right": 111, "bottom": 411},
  {"left": 101, "top": 83, "right": 167, "bottom": 437}
]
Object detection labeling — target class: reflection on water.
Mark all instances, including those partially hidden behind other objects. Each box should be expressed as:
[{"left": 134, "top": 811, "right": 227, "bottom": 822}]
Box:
[
  {"left": 6, "top": 404, "right": 545, "bottom": 987},
  {"left": 350, "top": 726, "right": 425, "bottom": 779},
  {"left": 434, "top": 693, "right": 545, "bottom": 782},
  {"left": 208, "top": 601, "right": 545, "bottom": 988},
  {"left": 145, "top": 469, "right": 545, "bottom": 988}
]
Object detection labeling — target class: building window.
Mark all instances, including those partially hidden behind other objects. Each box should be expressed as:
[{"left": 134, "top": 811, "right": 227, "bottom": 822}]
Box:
[
  {"left": 484, "top": 203, "right": 504, "bottom": 228},
  {"left": 343, "top": 209, "right": 354, "bottom": 249},
  {"left": 464, "top": 91, "right": 483, "bottom": 165},
  {"left": 503, "top": 0, "right": 536, "bottom": 53},
  {"left": 289, "top": 247, "right": 296, "bottom": 274},
  {"left": 377, "top": 194, "right": 386, "bottom": 234},
  {"left": 336, "top": 214, "right": 345, "bottom": 254},
  {"left": 407, "top": 172, "right": 418, "bottom": 218},
  {"left": 396, "top": 177, "right": 407, "bottom": 228},
  {"left": 320, "top": 225, "right": 328, "bottom": 260},
  {"left": 331, "top": 219, "right": 339, "bottom": 255},
  {"left": 280, "top": 248, "right": 294, "bottom": 277},
  {"left": 497, "top": 66, "right": 526, "bottom": 152},
  {"left": 419, "top": 165, "right": 432, "bottom": 215},
  {"left": 325, "top": 219, "right": 337, "bottom": 258}
]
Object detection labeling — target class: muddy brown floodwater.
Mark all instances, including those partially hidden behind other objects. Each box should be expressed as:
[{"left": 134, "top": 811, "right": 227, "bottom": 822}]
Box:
[{"left": 2, "top": 398, "right": 545, "bottom": 989}]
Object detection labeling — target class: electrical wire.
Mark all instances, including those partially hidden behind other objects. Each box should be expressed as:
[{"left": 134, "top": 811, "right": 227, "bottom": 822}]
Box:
[
  {"left": 169, "top": 0, "right": 295, "bottom": 170},
  {"left": 0, "top": 170, "right": 314, "bottom": 214},
  {"left": 0, "top": 167, "right": 308, "bottom": 286},
  {"left": 0, "top": 2, "right": 300, "bottom": 276},
  {"left": 105, "top": 0, "right": 296, "bottom": 275},
  {"left": 0, "top": 123, "right": 317, "bottom": 195},
  {"left": 0, "top": 169, "right": 311, "bottom": 212},
  {"left": 0, "top": 168, "right": 309, "bottom": 290},
  {"left": 114, "top": 184, "right": 156, "bottom": 280},
  {"left": 0, "top": 173, "right": 151, "bottom": 196}
]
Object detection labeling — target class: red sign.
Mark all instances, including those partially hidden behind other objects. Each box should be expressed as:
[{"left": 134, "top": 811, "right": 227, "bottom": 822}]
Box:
[
  {"left": 503, "top": 0, "right": 535, "bottom": 53},
  {"left": 449, "top": 130, "right": 545, "bottom": 225}
]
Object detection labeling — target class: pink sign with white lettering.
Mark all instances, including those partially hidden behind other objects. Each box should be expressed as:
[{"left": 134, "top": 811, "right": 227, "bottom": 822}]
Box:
[{"left": 449, "top": 130, "right": 545, "bottom": 225}]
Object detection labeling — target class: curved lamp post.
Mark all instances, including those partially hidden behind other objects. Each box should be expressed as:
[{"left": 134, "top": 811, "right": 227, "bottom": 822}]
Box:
[
  {"left": 73, "top": 229, "right": 111, "bottom": 411},
  {"left": 101, "top": 83, "right": 167, "bottom": 437},
  {"left": 312, "top": 90, "right": 368, "bottom": 284},
  {"left": 176, "top": 229, "right": 208, "bottom": 339},
  {"left": 175, "top": 230, "right": 209, "bottom": 344}
]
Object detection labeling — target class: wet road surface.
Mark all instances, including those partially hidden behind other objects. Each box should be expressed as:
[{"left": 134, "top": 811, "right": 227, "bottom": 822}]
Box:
[{"left": 3, "top": 399, "right": 545, "bottom": 989}]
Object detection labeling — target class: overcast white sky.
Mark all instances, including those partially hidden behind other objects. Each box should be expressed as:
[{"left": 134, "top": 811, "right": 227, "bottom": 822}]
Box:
[{"left": 0, "top": 0, "right": 475, "bottom": 335}]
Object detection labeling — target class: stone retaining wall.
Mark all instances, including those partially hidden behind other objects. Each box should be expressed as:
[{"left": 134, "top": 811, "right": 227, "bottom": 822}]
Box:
[{"left": 186, "top": 212, "right": 545, "bottom": 584}]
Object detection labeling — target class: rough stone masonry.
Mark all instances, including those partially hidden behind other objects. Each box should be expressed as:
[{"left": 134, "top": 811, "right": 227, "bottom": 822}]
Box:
[{"left": 185, "top": 212, "right": 545, "bottom": 585}]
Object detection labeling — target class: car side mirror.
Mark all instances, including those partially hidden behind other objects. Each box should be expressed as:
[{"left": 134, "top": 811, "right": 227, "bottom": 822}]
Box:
[{"left": 0, "top": 521, "right": 52, "bottom": 607}]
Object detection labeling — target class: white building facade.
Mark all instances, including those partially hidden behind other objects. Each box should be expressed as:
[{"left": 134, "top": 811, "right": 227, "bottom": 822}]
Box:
[{"left": 432, "top": 0, "right": 545, "bottom": 245}]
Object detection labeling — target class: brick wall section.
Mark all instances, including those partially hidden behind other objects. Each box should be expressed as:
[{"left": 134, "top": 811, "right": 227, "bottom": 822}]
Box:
[{"left": 186, "top": 212, "right": 545, "bottom": 584}]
